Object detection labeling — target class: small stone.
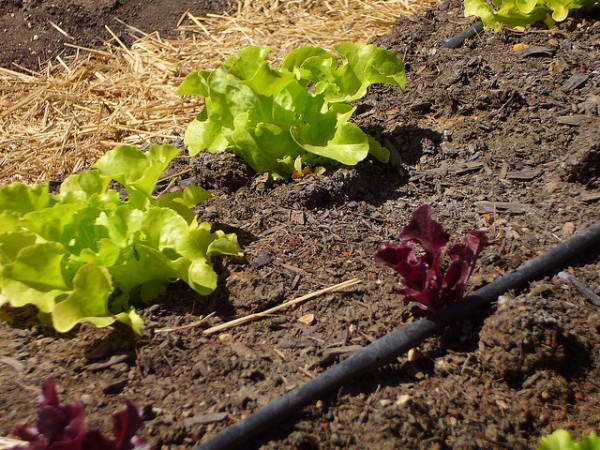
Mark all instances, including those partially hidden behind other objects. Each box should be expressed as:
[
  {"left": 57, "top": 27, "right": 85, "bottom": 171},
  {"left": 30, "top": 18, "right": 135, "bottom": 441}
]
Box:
[
  {"left": 561, "top": 222, "right": 575, "bottom": 238},
  {"left": 270, "top": 316, "right": 287, "bottom": 325},
  {"left": 485, "top": 424, "right": 500, "bottom": 441},
  {"left": 545, "top": 180, "right": 562, "bottom": 193},
  {"left": 407, "top": 347, "right": 422, "bottom": 362},
  {"left": 251, "top": 251, "right": 272, "bottom": 269},
  {"left": 497, "top": 295, "right": 518, "bottom": 309},
  {"left": 549, "top": 59, "right": 568, "bottom": 75},
  {"left": 183, "top": 412, "right": 228, "bottom": 428},
  {"left": 395, "top": 394, "right": 411, "bottom": 407},
  {"left": 102, "top": 379, "right": 127, "bottom": 395},
  {"left": 435, "top": 359, "right": 451, "bottom": 374},
  {"left": 218, "top": 333, "right": 233, "bottom": 342},
  {"left": 80, "top": 394, "right": 94, "bottom": 406},
  {"left": 298, "top": 313, "right": 316, "bottom": 325}
]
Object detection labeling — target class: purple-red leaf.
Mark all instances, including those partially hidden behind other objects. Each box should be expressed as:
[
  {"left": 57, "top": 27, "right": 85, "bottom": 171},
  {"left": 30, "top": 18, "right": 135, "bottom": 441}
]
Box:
[
  {"left": 9, "top": 378, "right": 148, "bottom": 450},
  {"left": 398, "top": 204, "right": 450, "bottom": 261},
  {"left": 80, "top": 430, "right": 117, "bottom": 450},
  {"left": 111, "top": 401, "right": 148, "bottom": 450},
  {"left": 374, "top": 205, "right": 487, "bottom": 313},
  {"left": 38, "top": 378, "right": 60, "bottom": 409}
]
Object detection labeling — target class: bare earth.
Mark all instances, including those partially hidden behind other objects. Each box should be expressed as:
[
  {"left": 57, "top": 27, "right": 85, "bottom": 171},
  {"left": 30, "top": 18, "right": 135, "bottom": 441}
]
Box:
[
  {"left": 0, "top": 0, "right": 599, "bottom": 449},
  {"left": 0, "top": 0, "right": 229, "bottom": 70}
]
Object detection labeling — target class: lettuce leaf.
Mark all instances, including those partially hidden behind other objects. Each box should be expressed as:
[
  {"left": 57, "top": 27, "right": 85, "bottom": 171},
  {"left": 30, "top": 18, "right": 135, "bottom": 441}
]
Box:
[
  {"left": 0, "top": 144, "right": 240, "bottom": 335},
  {"left": 178, "top": 43, "right": 406, "bottom": 179},
  {"left": 465, "top": 0, "right": 600, "bottom": 30},
  {"left": 374, "top": 205, "right": 488, "bottom": 313},
  {"left": 10, "top": 377, "right": 150, "bottom": 450},
  {"left": 537, "top": 430, "right": 600, "bottom": 450}
]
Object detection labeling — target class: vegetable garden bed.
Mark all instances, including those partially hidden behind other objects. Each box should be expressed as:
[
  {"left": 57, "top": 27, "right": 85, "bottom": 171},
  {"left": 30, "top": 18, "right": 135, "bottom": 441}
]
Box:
[{"left": 1, "top": 0, "right": 599, "bottom": 449}]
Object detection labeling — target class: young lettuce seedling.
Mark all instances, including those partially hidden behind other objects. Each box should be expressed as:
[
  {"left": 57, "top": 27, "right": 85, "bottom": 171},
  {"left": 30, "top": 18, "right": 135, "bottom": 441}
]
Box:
[
  {"left": 8, "top": 378, "right": 148, "bottom": 450},
  {"left": 178, "top": 43, "right": 407, "bottom": 180},
  {"left": 465, "top": 0, "right": 600, "bottom": 31},
  {"left": 0, "top": 144, "right": 241, "bottom": 335},
  {"left": 537, "top": 429, "right": 600, "bottom": 450},
  {"left": 374, "top": 204, "right": 487, "bottom": 313}
]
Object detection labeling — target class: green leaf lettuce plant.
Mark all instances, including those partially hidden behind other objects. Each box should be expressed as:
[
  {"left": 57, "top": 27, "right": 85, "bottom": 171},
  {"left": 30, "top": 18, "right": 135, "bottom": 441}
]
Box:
[
  {"left": 465, "top": 0, "right": 600, "bottom": 30},
  {"left": 177, "top": 43, "right": 407, "bottom": 180},
  {"left": 0, "top": 144, "right": 241, "bottom": 335},
  {"left": 538, "top": 430, "right": 600, "bottom": 450}
]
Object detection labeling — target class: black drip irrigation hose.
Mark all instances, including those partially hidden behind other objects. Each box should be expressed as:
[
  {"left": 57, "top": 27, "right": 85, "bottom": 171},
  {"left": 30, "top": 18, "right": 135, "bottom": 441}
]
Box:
[
  {"left": 193, "top": 219, "right": 600, "bottom": 450},
  {"left": 440, "top": 20, "right": 484, "bottom": 49}
]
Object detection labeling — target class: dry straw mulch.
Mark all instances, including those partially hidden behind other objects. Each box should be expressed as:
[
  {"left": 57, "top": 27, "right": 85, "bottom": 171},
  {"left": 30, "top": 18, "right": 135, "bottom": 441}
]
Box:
[{"left": 0, "top": 0, "right": 436, "bottom": 186}]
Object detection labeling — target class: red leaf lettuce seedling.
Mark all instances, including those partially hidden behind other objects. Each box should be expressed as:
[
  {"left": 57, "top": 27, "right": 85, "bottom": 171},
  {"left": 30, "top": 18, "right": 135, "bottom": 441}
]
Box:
[
  {"left": 374, "top": 204, "right": 488, "bottom": 313},
  {"left": 8, "top": 378, "right": 148, "bottom": 450}
]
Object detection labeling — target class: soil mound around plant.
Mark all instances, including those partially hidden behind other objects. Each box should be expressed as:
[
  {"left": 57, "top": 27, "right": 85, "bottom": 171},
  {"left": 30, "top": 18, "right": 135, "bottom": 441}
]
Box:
[{"left": 1, "top": 0, "right": 599, "bottom": 449}]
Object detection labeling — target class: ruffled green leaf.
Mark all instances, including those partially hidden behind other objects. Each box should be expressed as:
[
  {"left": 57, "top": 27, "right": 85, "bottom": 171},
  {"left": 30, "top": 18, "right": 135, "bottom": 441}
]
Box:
[
  {"left": 93, "top": 143, "right": 181, "bottom": 207},
  {"left": 51, "top": 264, "right": 115, "bottom": 333},
  {"left": 537, "top": 430, "right": 600, "bottom": 450},
  {"left": 176, "top": 70, "right": 211, "bottom": 96},
  {"left": 291, "top": 122, "right": 369, "bottom": 165},
  {"left": 465, "top": 0, "right": 598, "bottom": 30},
  {"left": 0, "top": 182, "right": 54, "bottom": 213},
  {"left": 180, "top": 43, "right": 406, "bottom": 180},
  {"left": 331, "top": 42, "right": 407, "bottom": 101},
  {"left": 1, "top": 242, "right": 71, "bottom": 313},
  {"left": 0, "top": 143, "right": 239, "bottom": 335},
  {"left": 158, "top": 185, "right": 212, "bottom": 224}
]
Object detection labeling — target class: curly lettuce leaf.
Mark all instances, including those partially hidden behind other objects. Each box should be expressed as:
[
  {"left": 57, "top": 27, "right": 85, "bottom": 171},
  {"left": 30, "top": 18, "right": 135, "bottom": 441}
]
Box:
[
  {"left": 0, "top": 144, "right": 240, "bottom": 336},
  {"left": 465, "top": 0, "right": 600, "bottom": 30},
  {"left": 0, "top": 181, "right": 53, "bottom": 213},
  {"left": 329, "top": 42, "right": 407, "bottom": 102},
  {"left": 537, "top": 430, "right": 600, "bottom": 450},
  {"left": 92, "top": 144, "right": 181, "bottom": 208},
  {"left": 179, "top": 43, "right": 406, "bottom": 179},
  {"left": 51, "top": 264, "right": 116, "bottom": 332}
]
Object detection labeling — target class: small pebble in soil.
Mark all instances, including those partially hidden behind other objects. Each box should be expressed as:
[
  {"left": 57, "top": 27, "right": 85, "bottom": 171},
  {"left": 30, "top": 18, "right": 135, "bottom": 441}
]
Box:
[
  {"left": 395, "top": 394, "right": 411, "bottom": 406},
  {"left": 218, "top": 333, "right": 232, "bottom": 342},
  {"left": 250, "top": 251, "right": 272, "bottom": 269},
  {"left": 102, "top": 379, "right": 127, "bottom": 395},
  {"left": 298, "top": 313, "right": 316, "bottom": 325},
  {"left": 80, "top": 393, "right": 94, "bottom": 406}
]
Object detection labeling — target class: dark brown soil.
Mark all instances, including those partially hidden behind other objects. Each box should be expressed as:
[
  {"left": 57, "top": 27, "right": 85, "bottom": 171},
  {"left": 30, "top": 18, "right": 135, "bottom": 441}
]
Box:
[
  {"left": 0, "top": 0, "right": 230, "bottom": 71},
  {"left": 1, "top": 1, "right": 599, "bottom": 449}
]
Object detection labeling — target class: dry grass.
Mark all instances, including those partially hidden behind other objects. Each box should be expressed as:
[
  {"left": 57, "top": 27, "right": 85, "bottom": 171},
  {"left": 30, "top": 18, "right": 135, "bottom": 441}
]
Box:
[{"left": 0, "top": 0, "right": 437, "bottom": 185}]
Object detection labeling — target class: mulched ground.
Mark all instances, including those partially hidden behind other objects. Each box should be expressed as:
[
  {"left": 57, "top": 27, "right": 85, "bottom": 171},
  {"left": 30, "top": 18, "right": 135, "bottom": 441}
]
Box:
[{"left": 1, "top": 0, "right": 599, "bottom": 449}]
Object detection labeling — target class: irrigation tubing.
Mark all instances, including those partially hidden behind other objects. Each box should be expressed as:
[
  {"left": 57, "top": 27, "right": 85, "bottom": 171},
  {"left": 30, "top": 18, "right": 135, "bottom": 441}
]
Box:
[
  {"left": 440, "top": 20, "right": 484, "bottom": 49},
  {"left": 193, "top": 219, "right": 600, "bottom": 450}
]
